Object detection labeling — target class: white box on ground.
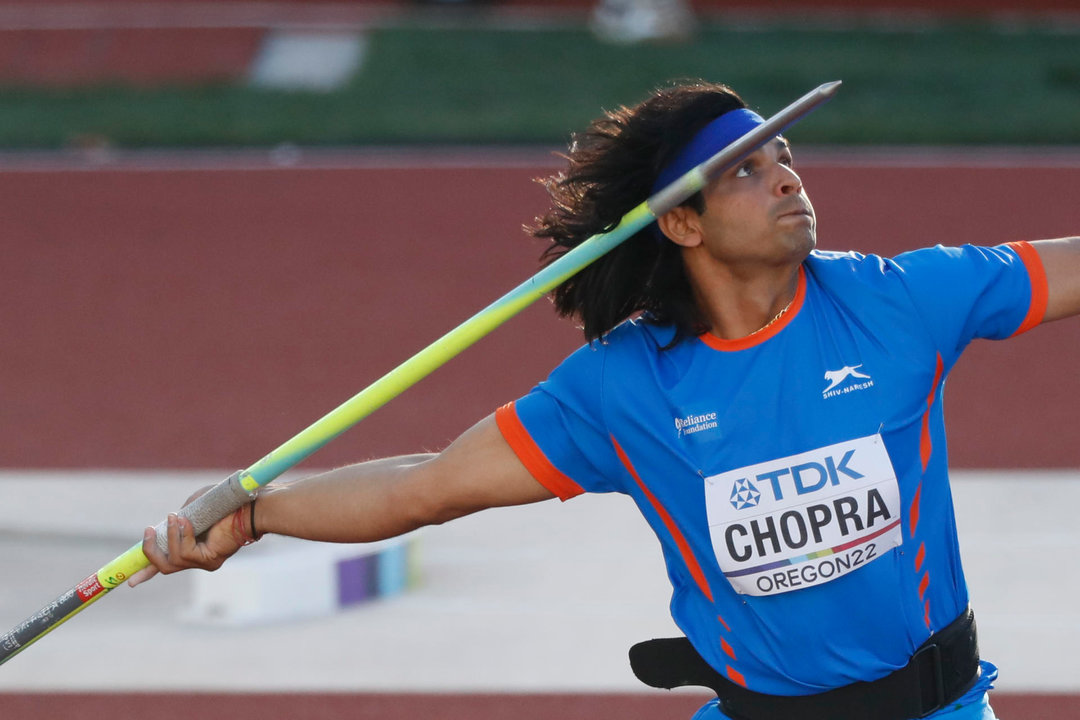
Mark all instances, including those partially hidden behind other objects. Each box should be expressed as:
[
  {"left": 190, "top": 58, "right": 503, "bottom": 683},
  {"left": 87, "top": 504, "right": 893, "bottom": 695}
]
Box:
[{"left": 183, "top": 532, "right": 419, "bottom": 626}]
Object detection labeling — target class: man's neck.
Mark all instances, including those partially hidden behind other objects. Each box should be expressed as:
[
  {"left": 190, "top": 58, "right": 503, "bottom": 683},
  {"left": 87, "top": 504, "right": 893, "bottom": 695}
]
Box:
[{"left": 688, "top": 260, "right": 803, "bottom": 340}]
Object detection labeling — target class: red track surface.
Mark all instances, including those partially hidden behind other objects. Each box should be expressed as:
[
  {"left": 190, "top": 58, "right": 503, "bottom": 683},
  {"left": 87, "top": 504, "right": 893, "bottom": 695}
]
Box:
[
  {"left": 0, "top": 691, "right": 1077, "bottom": 719},
  {"left": 0, "top": 27, "right": 263, "bottom": 85},
  {"left": 2, "top": 153, "right": 1079, "bottom": 470}
]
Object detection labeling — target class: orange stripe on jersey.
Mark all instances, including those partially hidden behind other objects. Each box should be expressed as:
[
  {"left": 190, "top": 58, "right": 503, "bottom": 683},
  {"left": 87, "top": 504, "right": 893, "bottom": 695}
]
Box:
[
  {"left": 717, "top": 614, "right": 731, "bottom": 632},
  {"left": 726, "top": 665, "right": 748, "bottom": 687},
  {"left": 918, "top": 572, "right": 930, "bottom": 600},
  {"left": 909, "top": 483, "right": 922, "bottom": 538},
  {"left": 721, "top": 637, "right": 737, "bottom": 660},
  {"left": 495, "top": 403, "right": 585, "bottom": 501},
  {"left": 914, "top": 542, "right": 926, "bottom": 572},
  {"left": 1007, "top": 241, "right": 1048, "bottom": 336},
  {"left": 920, "top": 354, "right": 943, "bottom": 472},
  {"left": 611, "top": 435, "right": 714, "bottom": 603}
]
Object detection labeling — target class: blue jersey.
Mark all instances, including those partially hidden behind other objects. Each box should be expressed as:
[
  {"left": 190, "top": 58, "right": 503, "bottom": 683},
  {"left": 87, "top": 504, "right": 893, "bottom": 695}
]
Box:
[{"left": 497, "top": 242, "right": 1046, "bottom": 696}]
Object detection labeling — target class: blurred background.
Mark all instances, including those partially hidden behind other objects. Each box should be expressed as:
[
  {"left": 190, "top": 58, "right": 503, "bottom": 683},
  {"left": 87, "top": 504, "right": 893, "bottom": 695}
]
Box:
[
  {"left": 1, "top": 1, "right": 1079, "bottom": 718},
  {"left": 1, "top": 0, "right": 1079, "bottom": 148}
]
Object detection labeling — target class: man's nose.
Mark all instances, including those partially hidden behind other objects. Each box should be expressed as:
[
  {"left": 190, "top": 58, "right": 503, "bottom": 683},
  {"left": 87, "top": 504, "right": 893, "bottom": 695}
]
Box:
[{"left": 776, "top": 164, "right": 803, "bottom": 195}]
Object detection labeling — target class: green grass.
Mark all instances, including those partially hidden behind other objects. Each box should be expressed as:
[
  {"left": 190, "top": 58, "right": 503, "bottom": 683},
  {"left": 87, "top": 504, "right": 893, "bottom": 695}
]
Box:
[{"left": 2, "top": 20, "right": 1079, "bottom": 148}]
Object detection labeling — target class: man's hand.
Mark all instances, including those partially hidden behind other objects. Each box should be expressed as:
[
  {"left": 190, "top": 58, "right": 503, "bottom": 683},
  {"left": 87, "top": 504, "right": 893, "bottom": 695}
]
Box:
[{"left": 128, "top": 486, "right": 252, "bottom": 587}]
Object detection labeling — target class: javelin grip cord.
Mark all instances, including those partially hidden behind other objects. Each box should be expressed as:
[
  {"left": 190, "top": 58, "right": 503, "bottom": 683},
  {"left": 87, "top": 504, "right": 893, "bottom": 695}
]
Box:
[
  {"left": 152, "top": 471, "right": 255, "bottom": 555},
  {"left": 0, "top": 80, "right": 841, "bottom": 667}
]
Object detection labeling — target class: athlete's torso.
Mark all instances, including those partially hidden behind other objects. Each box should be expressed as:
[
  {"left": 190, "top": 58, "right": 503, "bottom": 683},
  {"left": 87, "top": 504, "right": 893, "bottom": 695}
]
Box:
[{"left": 503, "top": 245, "right": 1040, "bottom": 694}]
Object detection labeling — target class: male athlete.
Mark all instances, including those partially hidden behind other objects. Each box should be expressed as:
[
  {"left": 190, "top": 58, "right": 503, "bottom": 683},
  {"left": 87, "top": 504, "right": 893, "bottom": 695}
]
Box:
[{"left": 133, "top": 82, "right": 1080, "bottom": 720}]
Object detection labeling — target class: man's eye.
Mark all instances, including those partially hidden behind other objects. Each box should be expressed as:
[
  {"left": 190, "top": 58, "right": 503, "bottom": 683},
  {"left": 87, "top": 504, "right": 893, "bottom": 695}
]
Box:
[{"left": 735, "top": 163, "right": 754, "bottom": 178}]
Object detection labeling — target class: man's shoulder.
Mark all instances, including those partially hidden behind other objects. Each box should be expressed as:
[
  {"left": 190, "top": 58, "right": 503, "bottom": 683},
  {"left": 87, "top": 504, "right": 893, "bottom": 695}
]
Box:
[
  {"left": 807, "top": 248, "right": 881, "bottom": 269},
  {"left": 805, "top": 248, "right": 897, "bottom": 287},
  {"left": 592, "top": 315, "right": 673, "bottom": 347},
  {"left": 542, "top": 319, "right": 672, "bottom": 398}
]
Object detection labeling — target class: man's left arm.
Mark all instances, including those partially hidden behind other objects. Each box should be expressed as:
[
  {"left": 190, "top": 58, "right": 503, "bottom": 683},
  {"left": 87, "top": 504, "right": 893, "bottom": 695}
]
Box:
[{"left": 1030, "top": 237, "right": 1080, "bottom": 323}]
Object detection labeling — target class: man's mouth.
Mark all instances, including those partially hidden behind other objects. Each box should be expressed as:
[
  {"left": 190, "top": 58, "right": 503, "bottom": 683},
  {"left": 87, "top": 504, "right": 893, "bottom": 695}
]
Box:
[{"left": 778, "top": 207, "right": 812, "bottom": 220}]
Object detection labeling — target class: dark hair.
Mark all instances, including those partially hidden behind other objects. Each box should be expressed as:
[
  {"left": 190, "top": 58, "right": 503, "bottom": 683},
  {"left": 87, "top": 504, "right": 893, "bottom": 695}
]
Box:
[{"left": 530, "top": 81, "right": 747, "bottom": 345}]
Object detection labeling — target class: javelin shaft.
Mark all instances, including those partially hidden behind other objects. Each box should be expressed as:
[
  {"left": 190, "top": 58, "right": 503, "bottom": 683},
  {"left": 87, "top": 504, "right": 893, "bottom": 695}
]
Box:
[
  {"left": 0, "top": 80, "right": 840, "bottom": 667},
  {"left": 236, "top": 80, "right": 841, "bottom": 491}
]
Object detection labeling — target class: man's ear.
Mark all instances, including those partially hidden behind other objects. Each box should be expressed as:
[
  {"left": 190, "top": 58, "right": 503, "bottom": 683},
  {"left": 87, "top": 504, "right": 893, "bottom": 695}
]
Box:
[{"left": 656, "top": 206, "right": 703, "bottom": 248}]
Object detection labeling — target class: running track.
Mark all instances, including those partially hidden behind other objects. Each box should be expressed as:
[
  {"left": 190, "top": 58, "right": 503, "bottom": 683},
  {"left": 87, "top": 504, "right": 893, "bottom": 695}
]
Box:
[
  {"left": 1, "top": 691, "right": 1077, "bottom": 719},
  {"left": 2, "top": 148, "right": 1079, "bottom": 470}
]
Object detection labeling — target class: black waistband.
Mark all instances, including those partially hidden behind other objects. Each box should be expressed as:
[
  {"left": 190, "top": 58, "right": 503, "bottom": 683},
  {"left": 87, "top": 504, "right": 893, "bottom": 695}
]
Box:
[{"left": 629, "top": 607, "right": 980, "bottom": 720}]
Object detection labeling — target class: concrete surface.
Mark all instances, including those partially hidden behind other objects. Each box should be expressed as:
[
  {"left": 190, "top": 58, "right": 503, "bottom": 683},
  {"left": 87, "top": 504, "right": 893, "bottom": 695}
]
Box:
[{"left": 0, "top": 469, "right": 1076, "bottom": 693}]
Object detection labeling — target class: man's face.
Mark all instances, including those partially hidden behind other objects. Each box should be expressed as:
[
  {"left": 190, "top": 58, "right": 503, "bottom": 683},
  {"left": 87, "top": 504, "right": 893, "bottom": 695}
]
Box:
[{"left": 693, "top": 137, "right": 816, "bottom": 268}]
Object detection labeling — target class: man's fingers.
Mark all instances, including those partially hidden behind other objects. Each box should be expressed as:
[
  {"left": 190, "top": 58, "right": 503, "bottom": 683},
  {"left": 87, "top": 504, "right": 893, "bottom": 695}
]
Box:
[
  {"left": 167, "top": 512, "right": 182, "bottom": 554},
  {"left": 133, "top": 503, "right": 237, "bottom": 589},
  {"left": 141, "top": 524, "right": 166, "bottom": 565},
  {"left": 140, "top": 515, "right": 189, "bottom": 576},
  {"left": 135, "top": 509, "right": 233, "bottom": 588},
  {"left": 175, "top": 515, "right": 204, "bottom": 560},
  {"left": 138, "top": 523, "right": 177, "bottom": 581},
  {"left": 127, "top": 563, "right": 159, "bottom": 588}
]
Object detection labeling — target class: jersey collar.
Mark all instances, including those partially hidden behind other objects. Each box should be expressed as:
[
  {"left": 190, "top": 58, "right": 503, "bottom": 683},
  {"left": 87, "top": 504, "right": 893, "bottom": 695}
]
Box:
[{"left": 698, "top": 265, "right": 807, "bottom": 352}]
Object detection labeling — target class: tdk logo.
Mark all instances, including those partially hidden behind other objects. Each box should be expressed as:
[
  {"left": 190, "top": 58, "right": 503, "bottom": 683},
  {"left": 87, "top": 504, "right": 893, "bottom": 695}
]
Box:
[
  {"left": 730, "top": 449, "right": 864, "bottom": 507},
  {"left": 729, "top": 478, "right": 761, "bottom": 510}
]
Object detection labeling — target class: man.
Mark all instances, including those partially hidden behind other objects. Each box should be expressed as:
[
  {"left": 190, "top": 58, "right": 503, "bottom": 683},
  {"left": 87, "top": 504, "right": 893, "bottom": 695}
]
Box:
[{"left": 132, "top": 82, "right": 1080, "bottom": 720}]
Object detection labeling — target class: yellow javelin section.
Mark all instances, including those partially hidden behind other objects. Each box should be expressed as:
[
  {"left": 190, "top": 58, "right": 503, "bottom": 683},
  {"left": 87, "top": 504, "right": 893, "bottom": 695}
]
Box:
[{"left": 99, "top": 542, "right": 151, "bottom": 588}]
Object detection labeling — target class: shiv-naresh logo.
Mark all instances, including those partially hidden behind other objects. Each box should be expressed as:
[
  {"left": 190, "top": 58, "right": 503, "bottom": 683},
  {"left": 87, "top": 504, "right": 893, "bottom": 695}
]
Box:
[{"left": 822, "top": 364, "right": 873, "bottom": 399}]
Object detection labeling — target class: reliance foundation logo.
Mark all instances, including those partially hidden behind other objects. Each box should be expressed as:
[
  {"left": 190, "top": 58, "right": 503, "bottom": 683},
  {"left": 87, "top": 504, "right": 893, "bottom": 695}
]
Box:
[{"left": 674, "top": 411, "right": 718, "bottom": 437}]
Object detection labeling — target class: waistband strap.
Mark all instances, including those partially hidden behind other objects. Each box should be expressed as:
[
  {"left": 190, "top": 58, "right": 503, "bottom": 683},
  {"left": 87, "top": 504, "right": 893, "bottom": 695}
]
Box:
[{"left": 629, "top": 607, "right": 980, "bottom": 720}]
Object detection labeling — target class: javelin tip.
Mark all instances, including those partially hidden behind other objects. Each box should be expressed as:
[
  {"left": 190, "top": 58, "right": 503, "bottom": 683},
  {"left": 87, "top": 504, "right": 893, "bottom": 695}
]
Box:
[{"left": 818, "top": 80, "right": 843, "bottom": 96}]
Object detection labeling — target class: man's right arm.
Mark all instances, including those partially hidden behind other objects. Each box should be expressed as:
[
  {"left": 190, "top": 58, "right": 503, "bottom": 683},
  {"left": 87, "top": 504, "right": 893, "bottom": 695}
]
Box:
[
  {"left": 134, "top": 413, "right": 556, "bottom": 583},
  {"left": 256, "top": 413, "right": 557, "bottom": 543}
]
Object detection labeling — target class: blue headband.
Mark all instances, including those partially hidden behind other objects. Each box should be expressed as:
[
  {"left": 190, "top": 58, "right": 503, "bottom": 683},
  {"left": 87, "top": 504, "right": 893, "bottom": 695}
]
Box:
[{"left": 651, "top": 108, "right": 767, "bottom": 194}]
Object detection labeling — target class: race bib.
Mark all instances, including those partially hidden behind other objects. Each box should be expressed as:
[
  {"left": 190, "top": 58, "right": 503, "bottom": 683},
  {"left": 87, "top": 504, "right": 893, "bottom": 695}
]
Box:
[{"left": 705, "top": 435, "right": 902, "bottom": 596}]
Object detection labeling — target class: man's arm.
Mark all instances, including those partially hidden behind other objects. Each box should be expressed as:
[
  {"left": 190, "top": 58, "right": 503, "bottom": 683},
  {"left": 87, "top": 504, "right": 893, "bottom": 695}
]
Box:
[
  {"left": 134, "top": 413, "right": 555, "bottom": 582},
  {"left": 256, "top": 413, "right": 556, "bottom": 542},
  {"left": 1031, "top": 237, "right": 1080, "bottom": 323}
]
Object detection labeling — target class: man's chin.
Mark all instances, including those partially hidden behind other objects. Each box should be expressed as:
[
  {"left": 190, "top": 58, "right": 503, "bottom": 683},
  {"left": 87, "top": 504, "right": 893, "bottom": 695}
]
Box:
[{"left": 787, "top": 230, "right": 816, "bottom": 260}]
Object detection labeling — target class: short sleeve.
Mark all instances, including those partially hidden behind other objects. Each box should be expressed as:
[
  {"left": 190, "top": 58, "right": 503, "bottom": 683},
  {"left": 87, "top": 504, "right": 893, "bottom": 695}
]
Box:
[
  {"left": 495, "top": 341, "right": 623, "bottom": 499},
  {"left": 887, "top": 242, "right": 1047, "bottom": 361}
]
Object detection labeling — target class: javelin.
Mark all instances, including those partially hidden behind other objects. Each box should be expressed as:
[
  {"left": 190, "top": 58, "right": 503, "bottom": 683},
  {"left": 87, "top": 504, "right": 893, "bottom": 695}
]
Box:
[{"left": 0, "top": 80, "right": 841, "bottom": 667}]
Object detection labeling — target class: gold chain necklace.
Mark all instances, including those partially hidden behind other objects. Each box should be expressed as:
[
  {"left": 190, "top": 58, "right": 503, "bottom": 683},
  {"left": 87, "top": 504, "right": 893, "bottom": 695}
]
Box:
[{"left": 754, "top": 299, "right": 794, "bottom": 335}]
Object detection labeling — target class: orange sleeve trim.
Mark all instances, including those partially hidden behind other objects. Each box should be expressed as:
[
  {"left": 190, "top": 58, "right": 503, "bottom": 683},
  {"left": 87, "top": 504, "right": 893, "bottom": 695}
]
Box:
[
  {"left": 1007, "top": 240, "right": 1048, "bottom": 336},
  {"left": 494, "top": 403, "right": 585, "bottom": 501}
]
